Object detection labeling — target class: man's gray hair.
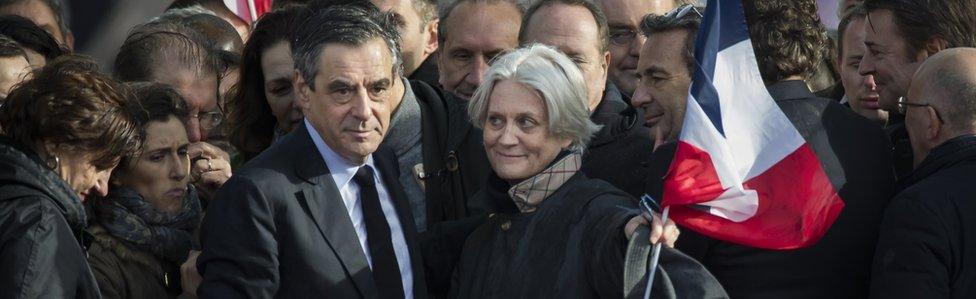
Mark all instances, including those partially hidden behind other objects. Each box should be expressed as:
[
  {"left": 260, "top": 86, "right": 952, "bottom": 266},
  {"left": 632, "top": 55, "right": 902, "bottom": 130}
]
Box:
[
  {"left": 639, "top": 6, "right": 702, "bottom": 75},
  {"left": 438, "top": 0, "right": 528, "bottom": 44},
  {"left": 468, "top": 43, "right": 601, "bottom": 149},
  {"left": 291, "top": 2, "right": 402, "bottom": 90}
]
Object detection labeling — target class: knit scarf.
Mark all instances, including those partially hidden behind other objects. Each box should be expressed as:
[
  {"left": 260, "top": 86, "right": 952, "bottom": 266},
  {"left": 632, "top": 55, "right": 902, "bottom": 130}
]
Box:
[{"left": 99, "top": 186, "right": 202, "bottom": 263}]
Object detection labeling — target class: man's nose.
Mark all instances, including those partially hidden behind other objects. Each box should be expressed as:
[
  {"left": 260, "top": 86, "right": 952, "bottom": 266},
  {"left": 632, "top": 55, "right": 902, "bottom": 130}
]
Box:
[
  {"left": 187, "top": 118, "right": 203, "bottom": 142},
  {"left": 863, "top": 74, "right": 878, "bottom": 90},
  {"left": 349, "top": 89, "right": 372, "bottom": 121},
  {"left": 859, "top": 54, "right": 876, "bottom": 76},
  {"left": 465, "top": 56, "right": 490, "bottom": 86}
]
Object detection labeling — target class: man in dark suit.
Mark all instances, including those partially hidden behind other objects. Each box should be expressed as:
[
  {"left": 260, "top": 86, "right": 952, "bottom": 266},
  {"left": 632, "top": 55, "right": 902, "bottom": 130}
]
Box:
[{"left": 196, "top": 3, "right": 426, "bottom": 298}]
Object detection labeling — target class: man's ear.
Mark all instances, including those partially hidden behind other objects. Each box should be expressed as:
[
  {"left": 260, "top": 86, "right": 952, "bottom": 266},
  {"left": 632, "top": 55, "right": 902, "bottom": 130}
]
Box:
[
  {"left": 926, "top": 106, "right": 942, "bottom": 140},
  {"left": 294, "top": 70, "right": 312, "bottom": 111},
  {"left": 423, "top": 19, "right": 439, "bottom": 56},
  {"left": 917, "top": 37, "right": 949, "bottom": 61}
]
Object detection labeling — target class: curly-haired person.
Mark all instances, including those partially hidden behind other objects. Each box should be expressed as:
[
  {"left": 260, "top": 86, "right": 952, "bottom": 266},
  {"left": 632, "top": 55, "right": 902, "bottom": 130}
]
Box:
[{"left": 670, "top": 1, "right": 897, "bottom": 298}]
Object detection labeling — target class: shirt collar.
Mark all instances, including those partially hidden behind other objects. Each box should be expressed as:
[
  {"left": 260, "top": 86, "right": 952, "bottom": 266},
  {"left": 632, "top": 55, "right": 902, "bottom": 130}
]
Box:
[{"left": 305, "top": 119, "right": 376, "bottom": 189}]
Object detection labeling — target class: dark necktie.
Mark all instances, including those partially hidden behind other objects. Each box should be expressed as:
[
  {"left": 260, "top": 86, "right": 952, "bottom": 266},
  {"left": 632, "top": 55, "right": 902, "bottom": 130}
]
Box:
[{"left": 353, "top": 165, "right": 405, "bottom": 299}]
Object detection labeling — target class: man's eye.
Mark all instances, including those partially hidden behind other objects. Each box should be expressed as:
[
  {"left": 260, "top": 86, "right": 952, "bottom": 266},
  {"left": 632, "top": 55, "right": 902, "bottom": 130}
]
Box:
[{"left": 453, "top": 52, "right": 472, "bottom": 61}]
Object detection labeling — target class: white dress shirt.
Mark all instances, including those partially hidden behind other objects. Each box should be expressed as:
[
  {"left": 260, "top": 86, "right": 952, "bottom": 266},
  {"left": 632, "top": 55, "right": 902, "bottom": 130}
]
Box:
[{"left": 305, "top": 120, "right": 414, "bottom": 298}]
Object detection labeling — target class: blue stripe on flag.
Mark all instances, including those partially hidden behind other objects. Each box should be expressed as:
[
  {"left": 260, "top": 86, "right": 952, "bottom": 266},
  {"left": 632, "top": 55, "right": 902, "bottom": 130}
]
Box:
[{"left": 689, "top": 0, "right": 754, "bottom": 136}]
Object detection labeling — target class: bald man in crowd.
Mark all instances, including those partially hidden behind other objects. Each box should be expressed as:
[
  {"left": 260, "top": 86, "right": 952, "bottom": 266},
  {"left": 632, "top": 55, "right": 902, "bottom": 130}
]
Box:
[{"left": 871, "top": 48, "right": 976, "bottom": 299}]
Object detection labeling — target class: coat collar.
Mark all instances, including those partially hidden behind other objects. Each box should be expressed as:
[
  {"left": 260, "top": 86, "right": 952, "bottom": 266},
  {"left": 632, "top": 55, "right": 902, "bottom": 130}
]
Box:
[
  {"left": 898, "top": 134, "right": 976, "bottom": 190},
  {"left": 766, "top": 80, "right": 814, "bottom": 102},
  {"left": 590, "top": 83, "right": 642, "bottom": 147},
  {"left": 508, "top": 150, "right": 583, "bottom": 213}
]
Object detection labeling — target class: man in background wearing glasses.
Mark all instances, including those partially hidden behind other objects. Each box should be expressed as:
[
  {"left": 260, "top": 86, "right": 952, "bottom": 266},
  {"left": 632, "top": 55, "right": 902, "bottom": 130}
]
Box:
[
  {"left": 595, "top": 0, "right": 694, "bottom": 101},
  {"left": 871, "top": 47, "right": 976, "bottom": 299}
]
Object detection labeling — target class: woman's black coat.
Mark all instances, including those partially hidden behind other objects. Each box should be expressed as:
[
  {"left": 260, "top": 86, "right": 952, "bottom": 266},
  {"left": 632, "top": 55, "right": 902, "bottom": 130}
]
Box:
[
  {"left": 451, "top": 173, "right": 638, "bottom": 298},
  {"left": 0, "top": 138, "right": 101, "bottom": 298}
]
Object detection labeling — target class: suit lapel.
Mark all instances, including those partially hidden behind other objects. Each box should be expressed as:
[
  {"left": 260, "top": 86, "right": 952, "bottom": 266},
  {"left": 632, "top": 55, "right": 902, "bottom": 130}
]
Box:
[
  {"left": 292, "top": 126, "right": 378, "bottom": 298},
  {"left": 373, "top": 147, "right": 428, "bottom": 297}
]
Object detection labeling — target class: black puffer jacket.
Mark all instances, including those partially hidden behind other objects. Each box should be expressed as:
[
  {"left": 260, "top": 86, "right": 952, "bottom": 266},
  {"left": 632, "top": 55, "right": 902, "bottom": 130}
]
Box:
[
  {"left": 0, "top": 138, "right": 101, "bottom": 298},
  {"left": 871, "top": 134, "right": 976, "bottom": 299}
]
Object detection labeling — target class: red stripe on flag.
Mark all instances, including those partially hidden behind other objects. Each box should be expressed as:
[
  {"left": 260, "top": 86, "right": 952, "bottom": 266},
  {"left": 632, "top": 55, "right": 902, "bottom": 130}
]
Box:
[{"left": 663, "top": 141, "right": 844, "bottom": 249}]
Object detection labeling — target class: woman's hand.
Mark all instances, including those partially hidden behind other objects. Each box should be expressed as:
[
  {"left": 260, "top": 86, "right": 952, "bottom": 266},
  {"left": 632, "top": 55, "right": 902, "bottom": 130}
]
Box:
[
  {"left": 625, "top": 212, "right": 680, "bottom": 248},
  {"left": 180, "top": 250, "right": 202, "bottom": 298},
  {"left": 189, "top": 142, "right": 232, "bottom": 198}
]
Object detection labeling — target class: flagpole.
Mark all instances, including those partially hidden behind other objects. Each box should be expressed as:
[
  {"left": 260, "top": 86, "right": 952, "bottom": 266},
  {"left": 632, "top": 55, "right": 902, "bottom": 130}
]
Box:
[
  {"left": 247, "top": 0, "right": 258, "bottom": 23},
  {"left": 643, "top": 206, "right": 670, "bottom": 299}
]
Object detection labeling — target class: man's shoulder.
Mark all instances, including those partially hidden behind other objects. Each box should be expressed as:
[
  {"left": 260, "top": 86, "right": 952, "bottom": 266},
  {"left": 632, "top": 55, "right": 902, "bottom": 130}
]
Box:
[
  {"left": 896, "top": 161, "right": 976, "bottom": 209},
  {"left": 232, "top": 128, "right": 312, "bottom": 184}
]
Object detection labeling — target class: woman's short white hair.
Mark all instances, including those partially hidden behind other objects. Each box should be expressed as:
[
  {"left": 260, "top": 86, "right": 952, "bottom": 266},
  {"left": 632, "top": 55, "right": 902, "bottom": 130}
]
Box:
[{"left": 468, "top": 43, "right": 601, "bottom": 149}]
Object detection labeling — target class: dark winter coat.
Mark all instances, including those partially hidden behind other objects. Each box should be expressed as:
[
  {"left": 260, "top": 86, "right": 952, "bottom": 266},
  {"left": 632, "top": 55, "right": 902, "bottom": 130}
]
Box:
[
  {"left": 647, "top": 80, "right": 896, "bottom": 299},
  {"left": 87, "top": 225, "right": 182, "bottom": 299},
  {"left": 870, "top": 134, "right": 976, "bottom": 299},
  {"left": 451, "top": 172, "right": 638, "bottom": 298},
  {"left": 0, "top": 138, "right": 101, "bottom": 299},
  {"left": 584, "top": 83, "right": 653, "bottom": 198},
  {"left": 410, "top": 54, "right": 441, "bottom": 89},
  {"left": 416, "top": 80, "right": 492, "bottom": 296}
]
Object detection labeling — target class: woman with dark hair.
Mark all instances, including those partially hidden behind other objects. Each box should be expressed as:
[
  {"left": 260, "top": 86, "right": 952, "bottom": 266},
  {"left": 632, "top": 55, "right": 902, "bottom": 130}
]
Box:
[
  {"left": 0, "top": 55, "right": 141, "bottom": 298},
  {"left": 225, "top": 5, "right": 308, "bottom": 161},
  {"left": 86, "top": 82, "right": 201, "bottom": 298}
]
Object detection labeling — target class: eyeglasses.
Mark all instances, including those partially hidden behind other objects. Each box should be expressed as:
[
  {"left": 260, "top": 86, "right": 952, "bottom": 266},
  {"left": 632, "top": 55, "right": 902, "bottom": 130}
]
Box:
[
  {"left": 609, "top": 28, "right": 641, "bottom": 46},
  {"left": 665, "top": 4, "right": 703, "bottom": 20},
  {"left": 897, "top": 96, "right": 944, "bottom": 123},
  {"left": 191, "top": 110, "right": 224, "bottom": 130}
]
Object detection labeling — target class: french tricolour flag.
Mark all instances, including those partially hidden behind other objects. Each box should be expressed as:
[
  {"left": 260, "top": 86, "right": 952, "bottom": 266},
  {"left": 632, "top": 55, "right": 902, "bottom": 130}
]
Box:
[
  {"left": 224, "top": 0, "right": 272, "bottom": 24},
  {"left": 661, "top": 0, "right": 844, "bottom": 250}
]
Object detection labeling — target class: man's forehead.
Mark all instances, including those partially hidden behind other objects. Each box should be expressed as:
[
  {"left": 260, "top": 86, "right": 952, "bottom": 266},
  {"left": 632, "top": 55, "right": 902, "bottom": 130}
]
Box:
[
  {"left": 603, "top": 0, "right": 673, "bottom": 25},
  {"left": 525, "top": 4, "right": 600, "bottom": 46},
  {"left": 318, "top": 42, "right": 393, "bottom": 78},
  {"left": 639, "top": 30, "right": 688, "bottom": 71},
  {"left": 447, "top": 1, "right": 521, "bottom": 27}
]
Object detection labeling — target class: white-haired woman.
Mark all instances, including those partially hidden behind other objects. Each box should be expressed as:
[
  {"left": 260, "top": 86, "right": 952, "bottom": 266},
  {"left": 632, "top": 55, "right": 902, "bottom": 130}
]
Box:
[{"left": 451, "top": 44, "right": 678, "bottom": 298}]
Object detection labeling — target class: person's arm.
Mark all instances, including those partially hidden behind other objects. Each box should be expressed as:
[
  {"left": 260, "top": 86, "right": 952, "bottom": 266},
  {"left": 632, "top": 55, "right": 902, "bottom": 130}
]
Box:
[
  {"left": 0, "top": 200, "right": 81, "bottom": 298},
  {"left": 870, "top": 195, "right": 951, "bottom": 299},
  {"left": 196, "top": 176, "right": 279, "bottom": 298},
  {"left": 585, "top": 201, "right": 639, "bottom": 298}
]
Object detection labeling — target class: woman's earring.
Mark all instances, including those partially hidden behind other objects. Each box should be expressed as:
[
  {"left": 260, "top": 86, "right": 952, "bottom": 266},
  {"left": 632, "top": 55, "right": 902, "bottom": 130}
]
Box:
[{"left": 54, "top": 155, "right": 62, "bottom": 176}]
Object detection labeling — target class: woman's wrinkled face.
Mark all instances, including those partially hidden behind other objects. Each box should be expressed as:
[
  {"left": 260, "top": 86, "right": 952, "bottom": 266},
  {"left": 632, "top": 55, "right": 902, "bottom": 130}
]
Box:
[
  {"left": 261, "top": 41, "right": 302, "bottom": 133},
  {"left": 116, "top": 116, "right": 191, "bottom": 215},
  {"left": 483, "top": 79, "right": 571, "bottom": 183}
]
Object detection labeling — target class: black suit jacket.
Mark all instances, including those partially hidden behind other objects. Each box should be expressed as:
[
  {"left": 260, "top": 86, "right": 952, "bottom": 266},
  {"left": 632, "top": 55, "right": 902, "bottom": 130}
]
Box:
[{"left": 197, "top": 125, "right": 427, "bottom": 298}]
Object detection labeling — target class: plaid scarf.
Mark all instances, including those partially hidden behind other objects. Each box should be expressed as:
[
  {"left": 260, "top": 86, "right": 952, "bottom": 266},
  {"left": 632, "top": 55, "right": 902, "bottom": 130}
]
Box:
[
  {"left": 98, "top": 186, "right": 202, "bottom": 263},
  {"left": 508, "top": 150, "right": 583, "bottom": 213}
]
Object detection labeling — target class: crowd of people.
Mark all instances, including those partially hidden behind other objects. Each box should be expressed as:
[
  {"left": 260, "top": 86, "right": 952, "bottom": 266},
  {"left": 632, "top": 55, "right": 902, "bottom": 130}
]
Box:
[{"left": 0, "top": 0, "right": 973, "bottom": 298}]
